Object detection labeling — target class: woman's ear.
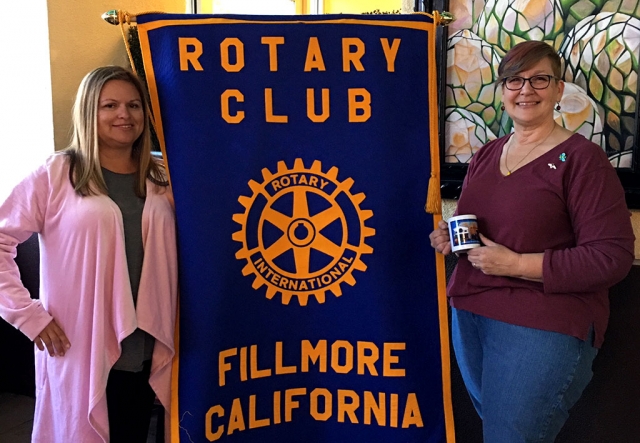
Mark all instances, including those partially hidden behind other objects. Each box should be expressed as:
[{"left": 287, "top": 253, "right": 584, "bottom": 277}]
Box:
[{"left": 555, "top": 78, "right": 565, "bottom": 102}]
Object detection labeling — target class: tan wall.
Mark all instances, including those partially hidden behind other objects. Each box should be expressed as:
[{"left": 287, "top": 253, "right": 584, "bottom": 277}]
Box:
[
  {"left": 401, "top": 0, "right": 414, "bottom": 13},
  {"left": 47, "top": 0, "right": 186, "bottom": 151}
]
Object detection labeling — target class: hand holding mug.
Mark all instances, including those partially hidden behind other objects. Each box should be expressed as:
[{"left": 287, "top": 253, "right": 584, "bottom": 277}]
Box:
[
  {"left": 429, "top": 219, "right": 452, "bottom": 255},
  {"left": 467, "top": 234, "right": 520, "bottom": 276}
]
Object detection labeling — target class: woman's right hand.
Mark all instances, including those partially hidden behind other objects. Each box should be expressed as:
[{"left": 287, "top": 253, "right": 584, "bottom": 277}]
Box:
[
  {"left": 35, "top": 319, "right": 71, "bottom": 357},
  {"left": 429, "top": 219, "right": 451, "bottom": 255}
]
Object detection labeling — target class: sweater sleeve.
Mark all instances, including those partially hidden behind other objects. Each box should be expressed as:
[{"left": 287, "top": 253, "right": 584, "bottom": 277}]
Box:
[
  {"left": 0, "top": 163, "right": 54, "bottom": 340},
  {"left": 543, "top": 154, "right": 635, "bottom": 294}
]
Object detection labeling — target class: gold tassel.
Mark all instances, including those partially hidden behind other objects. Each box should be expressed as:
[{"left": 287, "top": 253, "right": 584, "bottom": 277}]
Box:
[
  {"left": 426, "top": 173, "right": 442, "bottom": 214},
  {"left": 425, "top": 11, "right": 442, "bottom": 215}
]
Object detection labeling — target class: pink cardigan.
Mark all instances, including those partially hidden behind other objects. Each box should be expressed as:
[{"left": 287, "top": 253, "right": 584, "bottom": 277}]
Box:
[{"left": 0, "top": 154, "right": 178, "bottom": 442}]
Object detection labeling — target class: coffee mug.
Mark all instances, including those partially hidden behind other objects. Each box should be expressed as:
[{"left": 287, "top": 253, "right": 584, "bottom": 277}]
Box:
[{"left": 448, "top": 214, "right": 481, "bottom": 253}]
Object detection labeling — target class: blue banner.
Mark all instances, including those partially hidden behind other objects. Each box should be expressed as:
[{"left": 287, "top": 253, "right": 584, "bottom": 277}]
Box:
[{"left": 137, "top": 12, "right": 452, "bottom": 443}]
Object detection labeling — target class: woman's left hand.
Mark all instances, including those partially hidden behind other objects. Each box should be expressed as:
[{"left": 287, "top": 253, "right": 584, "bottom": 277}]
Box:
[{"left": 467, "top": 234, "right": 520, "bottom": 277}]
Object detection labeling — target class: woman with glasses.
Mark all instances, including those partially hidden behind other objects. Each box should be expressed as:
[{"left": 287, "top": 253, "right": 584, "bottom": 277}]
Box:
[{"left": 430, "top": 40, "right": 634, "bottom": 442}]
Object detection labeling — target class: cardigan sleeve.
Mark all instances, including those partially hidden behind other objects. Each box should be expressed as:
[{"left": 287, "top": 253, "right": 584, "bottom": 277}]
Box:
[
  {"left": 0, "top": 163, "right": 54, "bottom": 340},
  {"left": 543, "top": 151, "right": 635, "bottom": 294}
]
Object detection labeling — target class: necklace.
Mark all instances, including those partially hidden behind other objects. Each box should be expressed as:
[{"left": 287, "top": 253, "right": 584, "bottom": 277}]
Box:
[{"left": 504, "top": 126, "right": 556, "bottom": 176}]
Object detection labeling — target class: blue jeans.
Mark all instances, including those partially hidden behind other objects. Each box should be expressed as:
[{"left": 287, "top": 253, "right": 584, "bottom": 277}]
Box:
[{"left": 451, "top": 308, "right": 598, "bottom": 443}]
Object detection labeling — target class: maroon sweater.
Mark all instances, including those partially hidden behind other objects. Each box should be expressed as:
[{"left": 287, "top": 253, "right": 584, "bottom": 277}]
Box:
[{"left": 449, "top": 133, "right": 635, "bottom": 347}]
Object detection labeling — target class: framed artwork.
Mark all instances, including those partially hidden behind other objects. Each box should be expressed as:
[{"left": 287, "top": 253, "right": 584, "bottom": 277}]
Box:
[{"left": 417, "top": 0, "right": 640, "bottom": 207}]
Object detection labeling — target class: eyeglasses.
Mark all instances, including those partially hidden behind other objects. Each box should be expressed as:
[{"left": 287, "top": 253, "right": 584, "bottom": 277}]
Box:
[{"left": 503, "top": 74, "right": 557, "bottom": 90}]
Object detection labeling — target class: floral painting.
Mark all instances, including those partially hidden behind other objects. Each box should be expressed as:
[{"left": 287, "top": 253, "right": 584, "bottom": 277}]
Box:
[{"left": 444, "top": 0, "right": 640, "bottom": 168}]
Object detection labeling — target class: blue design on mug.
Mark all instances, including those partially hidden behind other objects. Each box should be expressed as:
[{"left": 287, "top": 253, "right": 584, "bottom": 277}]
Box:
[{"left": 449, "top": 218, "right": 480, "bottom": 248}]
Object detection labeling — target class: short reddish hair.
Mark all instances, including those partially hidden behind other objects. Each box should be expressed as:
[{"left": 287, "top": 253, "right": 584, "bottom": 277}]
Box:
[{"left": 497, "top": 41, "right": 561, "bottom": 83}]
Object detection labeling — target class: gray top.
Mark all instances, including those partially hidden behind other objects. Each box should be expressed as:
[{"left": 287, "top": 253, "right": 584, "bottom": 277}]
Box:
[{"left": 102, "top": 168, "right": 155, "bottom": 372}]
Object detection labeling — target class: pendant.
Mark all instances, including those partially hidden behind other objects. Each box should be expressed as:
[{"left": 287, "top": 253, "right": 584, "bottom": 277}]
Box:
[{"left": 506, "top": 171, "right": 511, "bottom": 176}]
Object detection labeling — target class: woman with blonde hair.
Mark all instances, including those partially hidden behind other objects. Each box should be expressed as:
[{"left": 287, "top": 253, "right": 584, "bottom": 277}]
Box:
[{"left": 0, "top": 66, "right": 178, "bottom": 442}]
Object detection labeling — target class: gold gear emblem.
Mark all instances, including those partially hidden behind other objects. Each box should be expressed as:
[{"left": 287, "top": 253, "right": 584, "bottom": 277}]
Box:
[{"left": 232, "top": 158, "right": 375, "bottom": 306}]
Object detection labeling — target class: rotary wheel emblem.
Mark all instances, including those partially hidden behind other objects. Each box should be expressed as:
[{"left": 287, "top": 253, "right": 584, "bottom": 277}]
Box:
[{"left": 232, "top": 158, "right": 375, "bottom": 306}]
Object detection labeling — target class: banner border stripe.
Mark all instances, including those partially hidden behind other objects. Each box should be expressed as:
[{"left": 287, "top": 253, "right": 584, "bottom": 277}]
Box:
[
  {"left": 435, "top": 215, "right": 456, "bottom": 443},
  {"left": 138, "top": 17, "right": 433, "bottom": 32}
]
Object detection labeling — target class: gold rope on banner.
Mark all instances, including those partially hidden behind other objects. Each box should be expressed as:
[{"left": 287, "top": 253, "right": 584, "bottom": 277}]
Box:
[
  {"left": 118, "top": 11, "right": 137, "bottom": 77},
  {"left": 423, "top": 10, "right": 454, "bottom": 215},
  {"left": 425, "top": 11, "right": 442, "bottom": 215}
]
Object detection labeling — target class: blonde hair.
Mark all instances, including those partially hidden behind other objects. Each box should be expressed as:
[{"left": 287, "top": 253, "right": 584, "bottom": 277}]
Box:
[{"left": 64, "top": 65, "right": 167, "bottom": 197}]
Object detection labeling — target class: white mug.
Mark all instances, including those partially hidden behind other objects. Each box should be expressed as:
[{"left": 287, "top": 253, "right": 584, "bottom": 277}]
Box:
[{"left": 448, "top": 214, "right": 481, "bottom": 253}]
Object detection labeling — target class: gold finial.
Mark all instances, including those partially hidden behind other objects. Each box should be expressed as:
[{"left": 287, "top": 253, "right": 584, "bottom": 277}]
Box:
[
  {"left": 102, "top": 9, "right": 120, "bottom": 25},
  {"left": 433, "top": 11, "right": 455, "bottom": 26},
  {"left": 102, "top": 10, "right": 137, "bottom": 25}
]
